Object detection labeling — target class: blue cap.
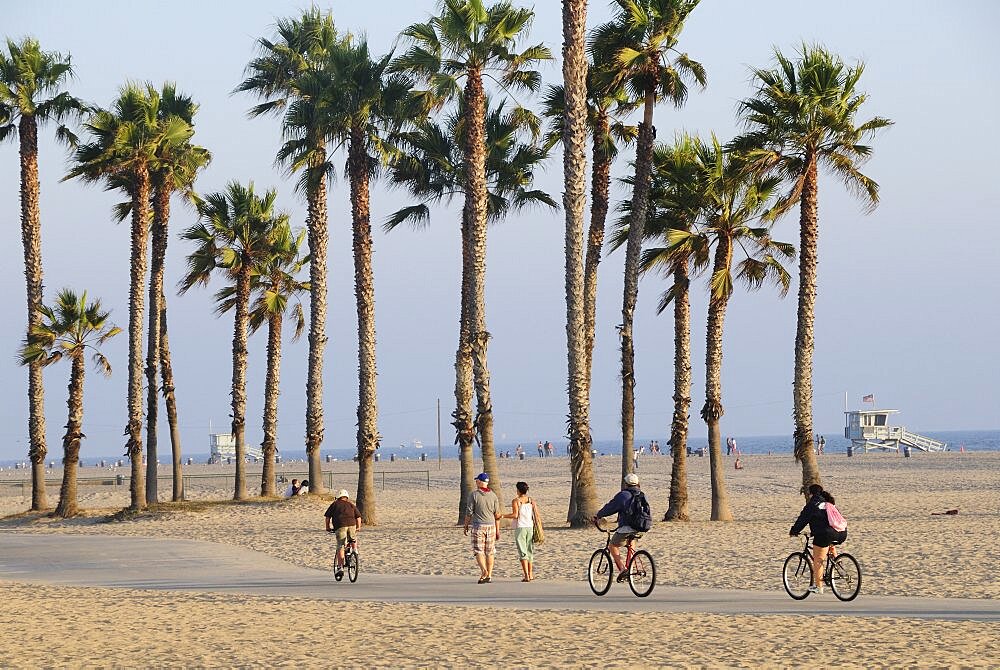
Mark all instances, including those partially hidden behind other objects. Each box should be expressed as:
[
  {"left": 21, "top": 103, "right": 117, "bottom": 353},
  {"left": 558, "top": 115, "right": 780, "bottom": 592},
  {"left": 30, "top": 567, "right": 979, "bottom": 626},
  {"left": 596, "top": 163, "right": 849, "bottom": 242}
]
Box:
[{"left": 475, "top": 472, "right": 490, "bottom": 482}]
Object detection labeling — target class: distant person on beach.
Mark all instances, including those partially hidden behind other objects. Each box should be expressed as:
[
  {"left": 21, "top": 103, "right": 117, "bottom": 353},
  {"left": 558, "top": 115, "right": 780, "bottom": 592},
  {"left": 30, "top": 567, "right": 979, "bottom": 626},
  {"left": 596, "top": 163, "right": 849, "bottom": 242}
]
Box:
[
  {"left": 502, "top": 481, "right": 542, "bottom": 582},
  {"left": 593, "top": 473, "right": 646, "bottom": 583},
  {"left": 789, "top": 483, "right": 848, "bottom": 594},
  {"left": 464, "top": 473, "right": 501, "bottom": 584},
  {"left": 324, "top": 489, "right": 361, "bottom": 578},
  {"left": 299, "top": 479, "right": 310, "bottom": 494},
  {"left": 537, "top": 442, "right": 544, "bottom": 458},
  {"left": 284, "top": 478, "right": 301, "bottom": 497}
]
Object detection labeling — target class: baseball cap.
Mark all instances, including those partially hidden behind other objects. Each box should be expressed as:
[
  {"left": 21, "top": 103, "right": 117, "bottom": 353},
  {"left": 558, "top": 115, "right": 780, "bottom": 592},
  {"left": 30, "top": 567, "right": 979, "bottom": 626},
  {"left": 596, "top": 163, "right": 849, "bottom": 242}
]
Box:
[
  {"left": 337, "top": 489, "right": 350, "bottom": 498},
  {"left": 475, "top": 472, "right": 490, "bottom": 482},
  {"left": 624, "top": 473, "right": 640, "bottom": 486}
]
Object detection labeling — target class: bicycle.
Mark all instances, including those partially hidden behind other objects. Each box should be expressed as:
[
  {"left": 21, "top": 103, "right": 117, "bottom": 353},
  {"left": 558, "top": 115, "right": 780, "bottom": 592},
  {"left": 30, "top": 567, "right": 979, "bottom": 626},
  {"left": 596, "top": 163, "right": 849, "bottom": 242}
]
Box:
[
  {"left": 588, "top": 520, "right": 656, "bottom": 597},
  {"left": 328, "top": 531, "right": 359, "bottom": 583},
  {"left": 783, "top": 533, "right": 861, "bottom": 601}
]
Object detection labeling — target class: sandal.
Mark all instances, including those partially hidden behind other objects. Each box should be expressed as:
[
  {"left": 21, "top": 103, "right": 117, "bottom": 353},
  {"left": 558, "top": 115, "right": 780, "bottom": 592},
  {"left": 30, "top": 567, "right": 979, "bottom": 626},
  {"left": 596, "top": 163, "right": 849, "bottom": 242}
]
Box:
[{"left": 478, "top": 576, "right": 488, "bottom": 584}]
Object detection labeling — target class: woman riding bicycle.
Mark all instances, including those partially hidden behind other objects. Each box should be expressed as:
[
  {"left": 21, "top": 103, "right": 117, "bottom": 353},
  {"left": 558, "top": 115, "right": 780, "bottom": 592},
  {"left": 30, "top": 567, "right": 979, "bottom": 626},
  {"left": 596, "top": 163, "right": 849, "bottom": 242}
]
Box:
[
  {"left": 592, "top": 473, "right": 643, "bottom": 583},
  {"left": 789, "top": 483, "right": 847, "bottom": 594}
]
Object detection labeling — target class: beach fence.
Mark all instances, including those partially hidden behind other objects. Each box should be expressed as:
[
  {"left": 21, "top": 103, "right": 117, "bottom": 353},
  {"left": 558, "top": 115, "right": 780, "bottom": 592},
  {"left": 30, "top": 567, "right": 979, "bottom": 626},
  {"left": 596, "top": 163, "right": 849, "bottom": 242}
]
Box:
[{"left": 0, "top": 469, "right": 431, "bottom": 496}]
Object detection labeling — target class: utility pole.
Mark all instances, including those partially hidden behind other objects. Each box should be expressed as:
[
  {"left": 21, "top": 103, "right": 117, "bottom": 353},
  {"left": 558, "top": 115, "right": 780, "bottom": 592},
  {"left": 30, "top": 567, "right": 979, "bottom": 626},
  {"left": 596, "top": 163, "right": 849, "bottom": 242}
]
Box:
[{"left": 437, "top": 398, "right": 442, "bottom": 469}]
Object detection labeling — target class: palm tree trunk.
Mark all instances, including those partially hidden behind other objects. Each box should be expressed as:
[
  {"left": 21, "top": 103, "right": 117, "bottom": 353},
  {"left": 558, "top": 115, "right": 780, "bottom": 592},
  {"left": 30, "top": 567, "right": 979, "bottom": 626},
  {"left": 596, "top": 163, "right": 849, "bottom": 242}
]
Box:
[
  {"left": 304, "top": 140, "right": 328, "bottom": 494},
  {"left": 619, "top": 91, "right": 656, "bottom": 481},
  {"left": 584, "top": 113, "right": 611, "bottom": 382},
  {"left": 463, "top": 68, "right": 501, "bottom": 497},
  {"left": 563, "top": 0, "right": 598, "bottom": 527},
  {"left": 260, "top": 311, "right": 282, "bottom": 497},
  {"left": 665, "top": 261, "right": 691, "bottom": 521},
  {"left": 349, "top": 128, "right": 380, "bottom": 526},
  {"left": 126, "top": 165, "right": 151, "bottom": 510},
  {"left": 454, "top": 210, "right": 475, "bottom": 525},
  {"left": 18, "top": 114, "right": 49, "bottom": 511},
  {"left": 702, "top": 241, "right": 734, "bottom": 522},
  {"left": 160, "top": 296, "right": 184, "bottom": 502},
  {"left": 230, "top": 266, "right": 252, "bottom": 501},
  {"left": 793, "top": 153, "right": 822, "bottom": 495},
  {"left": 144, "top": 178, "right": 170, "bottom": 505},
  {"left": 54, "top": 356, "right": 85, "bottom": 518}
]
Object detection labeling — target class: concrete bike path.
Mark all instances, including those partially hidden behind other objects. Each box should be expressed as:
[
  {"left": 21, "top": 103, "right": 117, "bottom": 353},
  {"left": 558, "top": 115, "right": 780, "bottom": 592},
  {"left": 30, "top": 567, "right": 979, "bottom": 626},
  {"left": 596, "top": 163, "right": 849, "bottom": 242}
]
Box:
[{"left": 1, "top": 532, "right": 996, "bottom": 621}]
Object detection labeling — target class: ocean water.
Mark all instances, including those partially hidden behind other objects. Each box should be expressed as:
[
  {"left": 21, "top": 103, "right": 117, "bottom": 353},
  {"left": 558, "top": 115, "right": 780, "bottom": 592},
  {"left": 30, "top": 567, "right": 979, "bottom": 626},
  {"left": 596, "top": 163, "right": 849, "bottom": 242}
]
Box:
[{"left": 2, "top": 429, "right": 996, "bottom": 470}]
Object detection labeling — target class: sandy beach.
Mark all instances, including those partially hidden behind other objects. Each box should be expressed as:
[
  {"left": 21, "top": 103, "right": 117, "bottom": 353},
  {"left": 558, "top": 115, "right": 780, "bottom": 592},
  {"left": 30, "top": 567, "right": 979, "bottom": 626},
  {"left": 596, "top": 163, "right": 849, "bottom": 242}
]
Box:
[{"left": 2, "top": 451, "right": 998, "bottom": 667}]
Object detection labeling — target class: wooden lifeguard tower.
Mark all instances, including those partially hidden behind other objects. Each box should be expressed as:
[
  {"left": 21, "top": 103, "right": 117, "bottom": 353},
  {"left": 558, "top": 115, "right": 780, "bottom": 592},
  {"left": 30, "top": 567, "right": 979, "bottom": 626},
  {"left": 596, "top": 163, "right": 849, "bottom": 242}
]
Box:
[
  {"left": 208, "top": 433, "right": 263, "bottom": 463},
  {"left": 843, "top": 409, "right": 947, "bottom": 453}
]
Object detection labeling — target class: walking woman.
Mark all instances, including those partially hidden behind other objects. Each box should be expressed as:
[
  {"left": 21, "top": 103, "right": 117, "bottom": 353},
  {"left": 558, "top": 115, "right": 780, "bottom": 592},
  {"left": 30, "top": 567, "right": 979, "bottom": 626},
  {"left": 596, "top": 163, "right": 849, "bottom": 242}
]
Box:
[{"left": 503, "top": 481, "right": 542, "bottom": 581}]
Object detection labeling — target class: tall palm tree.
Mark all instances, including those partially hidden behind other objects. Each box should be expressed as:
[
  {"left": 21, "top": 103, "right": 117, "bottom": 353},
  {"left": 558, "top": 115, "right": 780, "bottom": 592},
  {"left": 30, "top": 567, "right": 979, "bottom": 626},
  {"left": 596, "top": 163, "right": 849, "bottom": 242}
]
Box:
[
  {"left": 236, "top": 9, "right": 343, "bottom": 493},
  {"left": 180, "top": 182, "right": 288, "bottom": 501},
  {"left": 616, "top": 134, "right": 705, "bottom": 521},
  {"left": 394, "top": 0, "right": 551, "bottom": 502},
  {"left": 541, "top": 57, "right": 637, "bottom": 524},
  {"left": 663, "top": 137, "right": 794, "bottom": 520},
  {"left": 66, "top": 83, "right": 192, "bottom": 510},
  {"left": 217, "top": 227, "right": 308, "bottom": 497},
  {"left": 19, "top": 289, "right": 120, "bottom": 518},
  {"left": 387, "top": 100, "right": 556, "bottom": 522},
  {"left": 591, "top": 0, "right": 705, "bottom": 480},
  {"left": 1, "top": 37, "right": 84, "bottom": 511},
  {"left": 732, "top": 45, "right": 892, "bottom": 494},
  {"left": 319, "top": 37, "right": 422, "bottom": 525},
  {"left": 558, "top": 0, "right": 598, "bottom": 527},
  {"left": 145, "top": 85, "right": 210, "bottom": 504}
]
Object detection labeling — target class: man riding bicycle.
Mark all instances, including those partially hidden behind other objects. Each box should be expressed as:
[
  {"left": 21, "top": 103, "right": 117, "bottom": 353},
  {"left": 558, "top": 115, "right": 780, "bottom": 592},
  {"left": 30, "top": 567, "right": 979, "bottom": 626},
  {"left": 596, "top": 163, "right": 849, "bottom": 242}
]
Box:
[
  {"left": 324, "top": 489, "right": 361, "bottom": 578},
  {"left": 592, "top": 473, "right": 644, "bottom": 583}
]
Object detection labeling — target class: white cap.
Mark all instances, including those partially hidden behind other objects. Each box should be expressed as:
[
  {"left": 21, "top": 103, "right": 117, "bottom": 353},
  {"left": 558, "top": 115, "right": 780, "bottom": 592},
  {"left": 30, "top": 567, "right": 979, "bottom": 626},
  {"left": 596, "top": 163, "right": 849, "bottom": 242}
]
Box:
[
  {"left": 624, "top": 473, "right": 640, "bottom": 486},
  {"left": 338, "top": 489, "right": 350, "bottom": 498}
]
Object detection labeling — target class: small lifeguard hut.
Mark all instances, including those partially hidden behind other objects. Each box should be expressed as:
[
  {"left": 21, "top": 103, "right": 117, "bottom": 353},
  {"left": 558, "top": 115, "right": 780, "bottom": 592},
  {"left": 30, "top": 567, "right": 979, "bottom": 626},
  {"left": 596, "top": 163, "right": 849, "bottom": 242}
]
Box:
[
  {"left": 843, "top": 409, "right": 947, "bottom": 453},
  {"left": 208, "top": 433, "right": 263, "bottom": 463}
]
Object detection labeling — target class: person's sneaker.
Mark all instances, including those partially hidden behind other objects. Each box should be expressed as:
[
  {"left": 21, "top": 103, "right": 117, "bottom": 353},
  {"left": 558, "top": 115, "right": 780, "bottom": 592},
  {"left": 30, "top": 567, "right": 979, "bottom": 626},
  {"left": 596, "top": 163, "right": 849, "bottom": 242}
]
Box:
[
  {"left": 616, "top": 571, "right": 629, "bottom": 583},
  {"left": 807, "top": 585, "right": 823, "bottom": 594}
]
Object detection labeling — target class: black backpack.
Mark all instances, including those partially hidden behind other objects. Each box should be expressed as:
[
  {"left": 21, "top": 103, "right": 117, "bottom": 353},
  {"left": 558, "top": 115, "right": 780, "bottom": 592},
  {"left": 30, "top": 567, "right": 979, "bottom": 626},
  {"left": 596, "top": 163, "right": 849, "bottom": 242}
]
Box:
[{"left": 622, "top": 490, "right": 652, "bottom": 532}]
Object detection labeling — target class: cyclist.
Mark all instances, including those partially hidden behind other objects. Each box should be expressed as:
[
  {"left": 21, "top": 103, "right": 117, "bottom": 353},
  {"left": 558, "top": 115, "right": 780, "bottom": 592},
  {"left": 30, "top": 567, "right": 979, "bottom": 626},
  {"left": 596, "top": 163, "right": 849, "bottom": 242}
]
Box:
[
  {"left": 324, "top": 489, "right": 361, "bottom": 578},
  {"left": 789, "top": 483, "right": 847, "bottom": 594},
  {"left": 592, "top": 473, "right": 644, "bottom": 583}
]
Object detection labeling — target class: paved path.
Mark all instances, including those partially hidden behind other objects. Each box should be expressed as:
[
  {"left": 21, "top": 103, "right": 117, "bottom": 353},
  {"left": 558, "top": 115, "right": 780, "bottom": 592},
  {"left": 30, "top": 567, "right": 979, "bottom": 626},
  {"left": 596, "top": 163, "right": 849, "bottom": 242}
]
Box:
[{"left": 1, "top": 533, "right": 996, "bottom": 621}]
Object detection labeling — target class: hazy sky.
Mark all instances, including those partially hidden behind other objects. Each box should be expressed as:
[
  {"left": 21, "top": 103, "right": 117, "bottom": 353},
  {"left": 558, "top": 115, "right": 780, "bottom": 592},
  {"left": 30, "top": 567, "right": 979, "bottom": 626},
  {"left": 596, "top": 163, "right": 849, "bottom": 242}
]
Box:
[{"left": 2, "top": 1, "right": 998, "bottom": 461}]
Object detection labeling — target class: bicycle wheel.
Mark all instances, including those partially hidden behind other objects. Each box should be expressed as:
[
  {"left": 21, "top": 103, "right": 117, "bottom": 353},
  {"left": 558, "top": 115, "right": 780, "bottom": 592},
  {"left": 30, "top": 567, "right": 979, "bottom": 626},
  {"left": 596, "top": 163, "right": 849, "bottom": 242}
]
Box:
[
  {"left": 782, "top": 552, "right": 812, "bottom": 600},
  {"left": 627, "top": 550, "right": 656, "bottom": 598},
  {"left": 829, "top": 553, "right": 861, "bottom": 601},
  {"left": 346, "top": 552, "right": 359, "bottom": 583},
  {"left": 588, "top": 549, "right": 613, "bottom": 596}
]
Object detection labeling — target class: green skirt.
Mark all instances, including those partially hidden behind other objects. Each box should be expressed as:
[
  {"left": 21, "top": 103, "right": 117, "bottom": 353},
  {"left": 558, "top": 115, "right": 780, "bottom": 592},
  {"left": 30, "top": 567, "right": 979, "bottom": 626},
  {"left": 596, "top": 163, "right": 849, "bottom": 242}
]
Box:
[{"left": 514, "top": 526, "right": 534, "bottom": 562}]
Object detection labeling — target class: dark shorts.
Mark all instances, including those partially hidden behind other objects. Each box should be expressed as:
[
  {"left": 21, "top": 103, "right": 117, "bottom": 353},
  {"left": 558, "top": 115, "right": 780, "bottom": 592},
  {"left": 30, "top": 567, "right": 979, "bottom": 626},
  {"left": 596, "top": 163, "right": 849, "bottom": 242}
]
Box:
[{"left": 814, "top": 529, "right": 848, "bottom": 548}]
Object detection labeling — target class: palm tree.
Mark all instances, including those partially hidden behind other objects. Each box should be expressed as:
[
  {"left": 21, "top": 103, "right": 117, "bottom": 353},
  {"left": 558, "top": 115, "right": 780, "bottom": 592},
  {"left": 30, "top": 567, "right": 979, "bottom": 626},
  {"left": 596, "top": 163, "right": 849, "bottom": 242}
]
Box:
[
  {"left": 145, "top": 85, "right": 210, "bottom": 504},
  {"left": 591, "top": 0, "right": 705, "bottom": 480},
  {"left": 217, "top": 227, "right": 308, "bottom": 497},
  {"left": 558, "top": 0, "right": 598, "bottom": 527},
  {"left": 616, "top": 134, "right": 704, "bottom": 521},
  {"left": 19, "top": 289, "right": 120, "bottom": 518},
  {"left": 394, "top": 0, "right": 551, "bottom": 501},
  {"left": 318, "top": 37, "right": 422, "bottom": 525},
  {"left": 1, "top": 37, "right": 84, "bottom": 511},
  {"left": 66, "top": 83, "right": 192, "bottom": 511},
  {"left": 180, "top": 182, "right": 288, "bottom": 501},
  {"left": 663, "top": 137, "right": 794, "bottom": 520},
  {"left": 541, "top": 57, "right": 637, "bottom": 524},
  {"left": 387, "top": 100, "right": 556, "bottom": 522},
  {"left": 236, "top": 9, "right": 343, "bottom": 493},
  {"left": 732, "top": 45, "right": 892, "bottom": 494}
]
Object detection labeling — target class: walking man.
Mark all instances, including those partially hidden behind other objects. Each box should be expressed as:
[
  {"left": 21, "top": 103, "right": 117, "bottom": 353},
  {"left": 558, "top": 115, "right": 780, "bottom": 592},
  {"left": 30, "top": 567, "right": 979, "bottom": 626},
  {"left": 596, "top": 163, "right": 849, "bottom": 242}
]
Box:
[{"left": 463, "top": 472, "right": 501, "bottom": 583}]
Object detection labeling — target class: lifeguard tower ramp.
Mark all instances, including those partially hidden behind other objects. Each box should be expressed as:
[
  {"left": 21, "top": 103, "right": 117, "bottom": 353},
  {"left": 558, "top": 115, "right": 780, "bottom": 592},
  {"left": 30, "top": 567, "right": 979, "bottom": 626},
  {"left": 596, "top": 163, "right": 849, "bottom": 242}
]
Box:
[{"left": 844, "top": 410, "right": 947, "bottom": 453}]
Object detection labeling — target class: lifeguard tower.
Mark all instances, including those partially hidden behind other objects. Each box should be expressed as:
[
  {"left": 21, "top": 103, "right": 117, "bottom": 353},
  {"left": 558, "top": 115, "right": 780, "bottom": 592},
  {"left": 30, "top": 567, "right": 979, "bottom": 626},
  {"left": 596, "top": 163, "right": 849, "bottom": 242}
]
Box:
[
  {"left": 843, "top": 409, "right": 947, "bottom": 453},
  {"left": 208, "top": 433, "right": 263, "bottom": 463}
]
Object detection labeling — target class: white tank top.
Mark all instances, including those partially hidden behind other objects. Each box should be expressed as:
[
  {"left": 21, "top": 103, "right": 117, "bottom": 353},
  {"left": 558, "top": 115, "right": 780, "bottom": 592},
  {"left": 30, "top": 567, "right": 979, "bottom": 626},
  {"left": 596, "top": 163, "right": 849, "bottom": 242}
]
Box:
[{"left": 516, "top": 497, "right": 534, "bottom": 528}]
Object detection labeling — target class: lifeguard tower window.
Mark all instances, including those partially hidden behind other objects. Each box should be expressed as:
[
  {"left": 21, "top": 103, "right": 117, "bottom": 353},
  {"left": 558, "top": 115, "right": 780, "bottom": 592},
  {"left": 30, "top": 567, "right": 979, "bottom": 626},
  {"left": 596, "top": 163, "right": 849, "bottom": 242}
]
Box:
[{"left": 874, "top": 414, "right": 887, "bottom": 426}]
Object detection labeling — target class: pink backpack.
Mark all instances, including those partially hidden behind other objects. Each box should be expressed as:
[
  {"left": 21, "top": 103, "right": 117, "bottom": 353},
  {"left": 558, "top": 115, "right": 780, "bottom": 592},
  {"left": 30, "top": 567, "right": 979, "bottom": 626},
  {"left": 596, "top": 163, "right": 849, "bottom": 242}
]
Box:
[{"left": 825, "top": 503, "right": 848, "bottom": 532}]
